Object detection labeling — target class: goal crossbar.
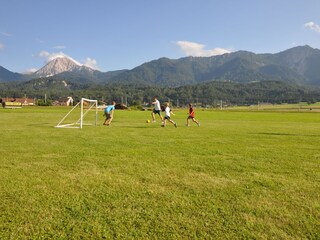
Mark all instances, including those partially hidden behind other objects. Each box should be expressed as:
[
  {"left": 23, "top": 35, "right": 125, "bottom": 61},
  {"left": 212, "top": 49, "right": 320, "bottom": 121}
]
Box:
[{"left": 55, "top": 98, "right": 98, "bottom": 129}]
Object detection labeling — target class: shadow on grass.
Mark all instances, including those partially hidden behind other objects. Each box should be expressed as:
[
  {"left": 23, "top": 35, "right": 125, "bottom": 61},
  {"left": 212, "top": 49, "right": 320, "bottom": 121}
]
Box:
[{"left": 117, "top": 125, "right": 158, "bottom": 129}]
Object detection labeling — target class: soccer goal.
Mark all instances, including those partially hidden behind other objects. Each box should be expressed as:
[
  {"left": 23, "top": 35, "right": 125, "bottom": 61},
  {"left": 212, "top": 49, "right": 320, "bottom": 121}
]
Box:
[{"left": 55, "top": 98, "right": 98, "bottom": 129}]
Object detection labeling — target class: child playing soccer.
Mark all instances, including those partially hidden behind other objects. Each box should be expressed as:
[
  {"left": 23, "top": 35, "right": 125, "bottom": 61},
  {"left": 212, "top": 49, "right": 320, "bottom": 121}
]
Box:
[
  {"left": 186, "top": 103, "right": 200, "bottom": 126},
  {"left": 162, "top": 102, "right": 177, "bottom": 127},
  {"left": 151, "top": 97, "right": 163, "bottom": 123},
  {"left": 103, "top": 101, "right": 116, "bottom": 126}
]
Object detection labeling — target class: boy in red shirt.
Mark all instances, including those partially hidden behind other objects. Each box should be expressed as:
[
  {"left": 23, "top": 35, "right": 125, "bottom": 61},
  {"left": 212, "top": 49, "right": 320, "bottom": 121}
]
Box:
[{"left": 186, "top": 103, "right": 200, "bottom": 127}]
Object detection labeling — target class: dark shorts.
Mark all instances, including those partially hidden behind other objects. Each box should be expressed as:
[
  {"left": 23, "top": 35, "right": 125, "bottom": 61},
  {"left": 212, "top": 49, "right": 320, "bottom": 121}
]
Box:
[
  {"left": 164, "top": 116, "right": 170, "bottom": 120},
  {"left": 187, "top": 115, "right": 194, "bottom": 119},
  {"left": 153, "top": 109, "right": 161, "bottom": 115},
  {"left": 105, "top": 113, "right": 112, "bottom": 119}
]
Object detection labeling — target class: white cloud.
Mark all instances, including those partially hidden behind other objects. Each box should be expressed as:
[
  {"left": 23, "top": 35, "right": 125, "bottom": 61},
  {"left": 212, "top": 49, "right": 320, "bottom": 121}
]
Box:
[
  {"left": 176, "top": 41, "right": 231, "bottom": 57},
  {"left": 83, "top": 57, "right": 99, "bottom": 70},
  {"left": 304, "top": 21, "right": 320, "bottom": 33},
  {"left": 36, "top": 38, "right": 45, "bottom": 44},
  {"left": 54, "top": 45, "right": 66, "bottom": 49},
  {"left": 23, "top": 68, "right": 38, "bottom": 74},
  {"left": 0, "top": 31, "right": 12, "bottom": 37},
  {"left": 0, "top": 42, "right": 4, "bottom": 50}
]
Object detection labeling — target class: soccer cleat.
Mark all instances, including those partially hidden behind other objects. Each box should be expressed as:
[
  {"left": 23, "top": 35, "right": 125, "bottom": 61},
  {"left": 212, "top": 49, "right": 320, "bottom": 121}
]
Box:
[
  {"left": 197, "top": 122, "right": 200, "bottom": 127},
  {"left": 174, "top": 123, "right": 177, "bottom": 128}
]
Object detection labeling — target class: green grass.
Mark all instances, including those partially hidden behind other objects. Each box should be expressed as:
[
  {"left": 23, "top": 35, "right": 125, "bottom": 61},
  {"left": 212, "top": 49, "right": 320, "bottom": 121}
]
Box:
[
  {"left": 0, "top": 107, "right": 319, "bottom": 239},
  {"left": 234, "top": 102, "right": 320, "bottom": 112}
]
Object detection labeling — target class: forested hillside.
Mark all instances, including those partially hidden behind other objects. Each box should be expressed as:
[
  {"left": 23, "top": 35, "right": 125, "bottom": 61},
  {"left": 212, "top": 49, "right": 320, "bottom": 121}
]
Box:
[
  {"left": 1, "top": 78, "right": 319, "bottom": 106},
  {"left": 107, "top": 45, "right": 320, "bottom": 86}
]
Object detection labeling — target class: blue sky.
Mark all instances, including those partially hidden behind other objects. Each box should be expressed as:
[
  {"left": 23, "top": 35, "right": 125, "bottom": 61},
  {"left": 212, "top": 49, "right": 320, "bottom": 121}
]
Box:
[{"left": 1, "top": 0, "right": 320, "bottom": 73}]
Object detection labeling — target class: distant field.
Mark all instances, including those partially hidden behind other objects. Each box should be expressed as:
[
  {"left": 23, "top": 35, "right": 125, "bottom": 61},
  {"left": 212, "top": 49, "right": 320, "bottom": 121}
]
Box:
[
  {"left": 234, "top": 102, "right": 320, "bottom": 112},
  {"left": 0, "top": 106, "right": 319, "bottom": 239}
]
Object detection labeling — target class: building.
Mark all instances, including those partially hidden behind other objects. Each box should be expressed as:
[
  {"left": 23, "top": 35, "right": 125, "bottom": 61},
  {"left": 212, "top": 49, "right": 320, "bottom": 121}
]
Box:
[
  {"left": 1, "top": 97, "right": 35, "bottom": 108},
  {"left": 52, "top": 97, "right": 74, "bottom": 106}
]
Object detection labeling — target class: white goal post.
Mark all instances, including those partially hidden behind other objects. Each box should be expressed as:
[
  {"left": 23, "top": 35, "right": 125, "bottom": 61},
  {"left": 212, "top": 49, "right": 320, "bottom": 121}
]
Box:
[{"left": 55, "top": 98, "right": 98, "bottom": 129}]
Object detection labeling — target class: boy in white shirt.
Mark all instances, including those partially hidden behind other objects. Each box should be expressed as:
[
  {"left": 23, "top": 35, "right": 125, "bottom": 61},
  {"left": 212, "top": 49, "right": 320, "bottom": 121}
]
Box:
[
  {"left": 162, "top": 102, "right": 177, "bottom": 127},
  {"left": 151, "top": 97, "right": 163, "bottom": 123}
]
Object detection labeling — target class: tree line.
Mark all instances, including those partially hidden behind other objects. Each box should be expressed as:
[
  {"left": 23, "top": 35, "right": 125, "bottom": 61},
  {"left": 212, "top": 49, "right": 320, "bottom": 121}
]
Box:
[{"left": 0, "top": 80, "right": 319, "bottom": 107}]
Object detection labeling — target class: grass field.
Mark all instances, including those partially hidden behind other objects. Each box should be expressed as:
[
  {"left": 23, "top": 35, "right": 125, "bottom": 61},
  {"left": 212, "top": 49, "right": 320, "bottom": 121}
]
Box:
[{"left": 0, "top": 106, "right": 319, "bottom": 239}]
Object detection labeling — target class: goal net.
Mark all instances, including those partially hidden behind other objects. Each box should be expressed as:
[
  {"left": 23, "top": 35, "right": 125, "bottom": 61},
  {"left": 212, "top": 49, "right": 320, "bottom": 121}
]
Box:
[{"left": 55, "top": 98, "right": 98, "bottom": 129}]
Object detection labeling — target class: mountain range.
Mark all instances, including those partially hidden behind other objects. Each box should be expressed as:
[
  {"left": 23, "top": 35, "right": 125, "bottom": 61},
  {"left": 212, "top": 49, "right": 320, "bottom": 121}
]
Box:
[{"left": 1, "top": 45, "right": 320, "bottom": 87}]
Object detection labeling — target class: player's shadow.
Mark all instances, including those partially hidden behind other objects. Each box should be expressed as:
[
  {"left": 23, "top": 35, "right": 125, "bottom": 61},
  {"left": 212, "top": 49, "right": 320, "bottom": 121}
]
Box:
[{"left": 120, "top": 125, "right": 158, "bottom": 129}]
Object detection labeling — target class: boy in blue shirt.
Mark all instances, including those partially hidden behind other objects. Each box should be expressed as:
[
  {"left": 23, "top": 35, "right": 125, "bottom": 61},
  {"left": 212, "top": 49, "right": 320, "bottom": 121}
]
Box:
[{"left": 103, "top": 101, "right": 116, "bottom": 126}]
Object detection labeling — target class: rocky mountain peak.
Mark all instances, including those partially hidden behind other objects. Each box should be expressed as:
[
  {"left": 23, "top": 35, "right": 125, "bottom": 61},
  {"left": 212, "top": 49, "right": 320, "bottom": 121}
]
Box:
[{"left": 34, "top": 57, "right": 93, "bottom": 77}]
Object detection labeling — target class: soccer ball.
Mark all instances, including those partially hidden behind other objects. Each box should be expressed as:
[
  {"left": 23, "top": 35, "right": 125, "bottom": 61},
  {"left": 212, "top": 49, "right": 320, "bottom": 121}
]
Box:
[{"left": 146, "top": 119, "right": 151, "bottom": 123}]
